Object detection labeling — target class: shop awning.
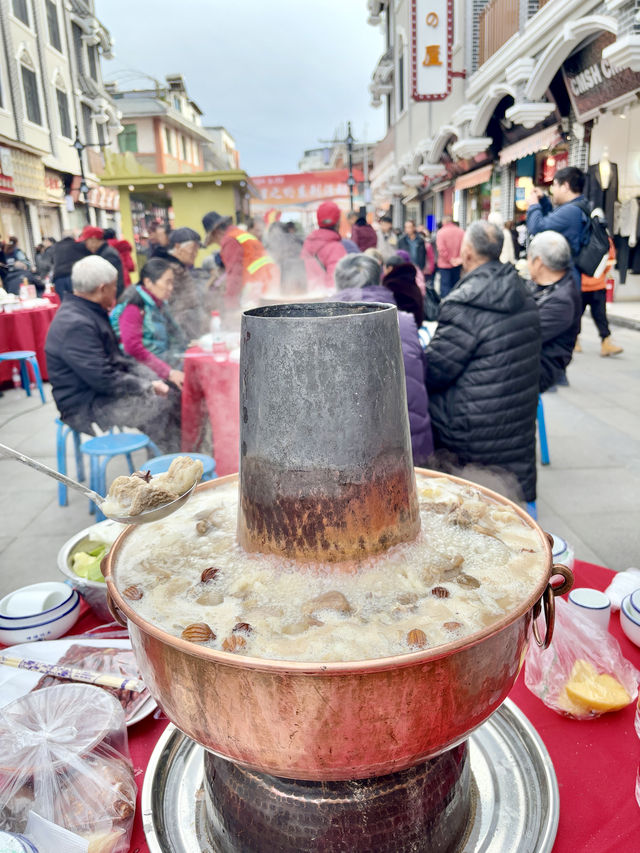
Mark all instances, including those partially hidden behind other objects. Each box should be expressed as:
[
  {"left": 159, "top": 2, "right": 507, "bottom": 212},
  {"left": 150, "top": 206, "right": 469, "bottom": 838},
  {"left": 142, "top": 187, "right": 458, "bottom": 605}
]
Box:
[
  {"left": 499, "top": 125, "right": 562, "bottom": 166},
  {"left": 454, "top": 165, "right": 493, "bottom": 191}
]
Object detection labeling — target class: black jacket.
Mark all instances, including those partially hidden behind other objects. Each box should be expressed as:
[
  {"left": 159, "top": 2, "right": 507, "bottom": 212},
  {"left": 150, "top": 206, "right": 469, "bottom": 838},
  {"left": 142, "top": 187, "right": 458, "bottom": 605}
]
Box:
[
  {"left": 425, "top": 260, "right": 541, "bottom": 502},
  {"left": 528, "top": 272, "right": 581, "bottom": 393},
  {"left": 52, "top": 238, "right": 89, "bottom": 279},
  {"left": 45, "top": 294, "right": 150, "bottom": 433},
  {"left": 97, "top": 243, "right": 125, "bottom": 297},
  {"left": 397, "top": 233, "right": 426, "bottom": 269}
]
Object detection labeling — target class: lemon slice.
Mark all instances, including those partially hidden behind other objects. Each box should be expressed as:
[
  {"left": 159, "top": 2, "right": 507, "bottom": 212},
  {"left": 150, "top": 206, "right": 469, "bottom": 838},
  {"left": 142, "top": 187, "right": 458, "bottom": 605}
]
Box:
[{"left": 562, "top": 659, "right": 631, "bottom": 714}]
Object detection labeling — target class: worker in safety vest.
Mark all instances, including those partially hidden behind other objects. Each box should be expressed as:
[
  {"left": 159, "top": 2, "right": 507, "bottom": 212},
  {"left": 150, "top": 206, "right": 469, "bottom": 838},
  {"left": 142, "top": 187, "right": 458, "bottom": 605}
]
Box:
[{"left": 202, "top": 211, "right": 279, "bottom": 310}]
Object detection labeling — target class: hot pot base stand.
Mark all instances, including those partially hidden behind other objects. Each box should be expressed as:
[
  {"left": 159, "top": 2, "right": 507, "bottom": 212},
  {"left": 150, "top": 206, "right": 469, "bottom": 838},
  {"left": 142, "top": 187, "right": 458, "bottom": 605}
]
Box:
[{"left": 141, "top": 698, "right": 559, "bottom": 853}]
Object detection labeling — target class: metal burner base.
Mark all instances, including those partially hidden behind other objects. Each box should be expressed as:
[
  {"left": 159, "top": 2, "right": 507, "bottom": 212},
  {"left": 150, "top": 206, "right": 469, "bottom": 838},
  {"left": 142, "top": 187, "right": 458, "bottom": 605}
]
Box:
[{"left": 142, "top": 699, "right": 559, "bottom": 853}]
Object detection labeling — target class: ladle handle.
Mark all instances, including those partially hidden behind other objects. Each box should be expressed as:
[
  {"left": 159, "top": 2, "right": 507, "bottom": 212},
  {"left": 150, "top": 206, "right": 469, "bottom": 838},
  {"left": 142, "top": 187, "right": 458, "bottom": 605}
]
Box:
[{"left": 0, "top": 441, "right": 104, "bottom": 505}]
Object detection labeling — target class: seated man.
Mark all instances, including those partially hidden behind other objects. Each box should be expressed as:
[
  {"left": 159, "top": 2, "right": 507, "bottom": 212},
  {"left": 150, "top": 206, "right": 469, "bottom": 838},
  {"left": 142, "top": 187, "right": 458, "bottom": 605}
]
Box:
[
  {"left": 45, "top": 255, "right": 181, "bottom": 452},
  {"left": 526, "top": 231, "right": 581, "bottom": 393},
  {"left": 425, "top": 221, "right": 541, "bottom": 504}
]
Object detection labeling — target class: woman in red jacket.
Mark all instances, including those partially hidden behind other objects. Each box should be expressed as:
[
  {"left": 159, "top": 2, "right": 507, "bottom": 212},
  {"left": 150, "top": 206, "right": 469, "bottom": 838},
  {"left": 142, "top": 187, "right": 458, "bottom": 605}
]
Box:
[{"left": 104, "top": 228, "right": 136, "bottom": 288}]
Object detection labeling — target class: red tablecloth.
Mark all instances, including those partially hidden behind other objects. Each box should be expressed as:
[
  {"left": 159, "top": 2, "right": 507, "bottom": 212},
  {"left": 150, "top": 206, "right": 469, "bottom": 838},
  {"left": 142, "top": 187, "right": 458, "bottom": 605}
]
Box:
[
  {"left": 181, "top": 347, "right": 240, "bottom": 476},
  {"left": 0, "top": 303, "right": 57, "bottom": 383},
  {"left": 4, "top": 561, "right": 639, "bottom": 852}
]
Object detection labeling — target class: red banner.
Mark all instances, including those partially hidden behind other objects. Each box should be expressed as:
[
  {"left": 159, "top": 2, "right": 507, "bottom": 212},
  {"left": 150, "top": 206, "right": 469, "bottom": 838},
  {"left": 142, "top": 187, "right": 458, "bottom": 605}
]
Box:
[{"left": 251, "top": 169, "right": 365, "bottom": 206}]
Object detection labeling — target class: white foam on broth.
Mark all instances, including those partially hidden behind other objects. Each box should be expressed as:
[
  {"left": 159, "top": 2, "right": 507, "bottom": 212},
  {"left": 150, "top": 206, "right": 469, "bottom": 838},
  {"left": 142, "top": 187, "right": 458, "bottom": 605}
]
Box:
[{"left": 114, "top": 474, "right": 546, "bottom": 662}]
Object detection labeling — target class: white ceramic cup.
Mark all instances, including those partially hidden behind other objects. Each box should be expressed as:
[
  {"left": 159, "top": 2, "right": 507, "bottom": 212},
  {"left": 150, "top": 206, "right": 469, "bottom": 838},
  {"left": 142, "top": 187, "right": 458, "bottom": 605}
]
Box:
[{"left": 568, "top": 587, "right": 611, "bottom": 631}]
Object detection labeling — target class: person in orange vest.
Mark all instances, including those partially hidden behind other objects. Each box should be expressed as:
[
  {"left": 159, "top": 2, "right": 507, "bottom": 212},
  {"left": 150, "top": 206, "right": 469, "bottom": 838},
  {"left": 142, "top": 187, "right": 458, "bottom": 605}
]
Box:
[
  {"left": 575, "top": 238, "right": 623, "bottom": 356},
  {"left": 202, "top": 211, "right": 279, "bottom": 310}
]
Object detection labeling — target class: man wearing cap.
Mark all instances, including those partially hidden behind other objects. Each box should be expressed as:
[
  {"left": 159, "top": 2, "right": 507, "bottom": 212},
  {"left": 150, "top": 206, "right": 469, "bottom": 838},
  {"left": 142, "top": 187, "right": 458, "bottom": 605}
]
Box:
[
  {"left": 301, "top": 201, "right": 347, "bottom": 291},
  {"left": 80, "top": 226, "right": 125, "bottom": 298},
  {"left": 202, "top": 211, "right": 279, "bottom": 310},
  {"left": 166, "top": 227, "right": 208, "bottom": 341}
]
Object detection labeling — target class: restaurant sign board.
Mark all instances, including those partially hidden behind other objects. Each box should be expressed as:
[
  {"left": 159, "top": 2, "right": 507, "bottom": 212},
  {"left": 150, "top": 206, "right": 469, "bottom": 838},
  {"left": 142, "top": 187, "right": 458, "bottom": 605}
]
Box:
[
  {"left": 563, "top": 33, "right": 640, "bottom": 122},
  {"left": 411, "top": 0, "right": 452, "bottom": 101}
]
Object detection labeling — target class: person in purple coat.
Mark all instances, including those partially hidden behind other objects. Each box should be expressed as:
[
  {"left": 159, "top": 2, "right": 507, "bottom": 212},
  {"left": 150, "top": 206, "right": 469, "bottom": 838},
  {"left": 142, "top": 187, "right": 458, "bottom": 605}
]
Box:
[{"left": 333, "top": 253, "right": 434, "bottom": 465}]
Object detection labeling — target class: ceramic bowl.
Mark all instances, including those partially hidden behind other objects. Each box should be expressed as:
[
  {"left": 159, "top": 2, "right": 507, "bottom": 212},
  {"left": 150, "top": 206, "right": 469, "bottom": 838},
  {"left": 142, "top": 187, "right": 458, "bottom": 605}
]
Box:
[
  {"left": 567, "top": 587, "right": 611, "bottom": 631},
  {"left": 620, "top": 593, "right": 640, "bottom": 648},
  {"left": 550, "top": 533, "right": 575, "bottom": 571},
  {"left": 0, "top": 581, "right": 76, "bottom": 628},
  {"left": 57, "top": 521, "right": 122, "bottom": 622},
  {"left": 0, "top": 590, "right": 80, "bottom": 645}
]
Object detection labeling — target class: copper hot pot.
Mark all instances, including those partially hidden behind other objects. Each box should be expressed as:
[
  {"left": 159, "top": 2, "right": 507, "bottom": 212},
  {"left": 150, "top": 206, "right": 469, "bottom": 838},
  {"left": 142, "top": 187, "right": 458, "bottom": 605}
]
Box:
[{"left": 103, "top": 470, "right": 572, "bottom": 782}]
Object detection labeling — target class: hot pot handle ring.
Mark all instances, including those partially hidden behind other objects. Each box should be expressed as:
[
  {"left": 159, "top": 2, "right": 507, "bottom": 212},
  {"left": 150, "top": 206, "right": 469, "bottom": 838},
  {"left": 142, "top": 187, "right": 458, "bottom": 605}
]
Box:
[
  {"left": 106, "top": 590, "right": 129, "bottom": 628},
  {"left": 532, "top": 564, "right": 574, "bottom": 650}
]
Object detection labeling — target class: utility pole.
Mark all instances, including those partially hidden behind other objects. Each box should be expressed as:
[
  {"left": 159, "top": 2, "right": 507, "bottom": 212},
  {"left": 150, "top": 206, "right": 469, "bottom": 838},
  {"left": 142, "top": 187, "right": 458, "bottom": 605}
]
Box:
[
  {"left": 319, "top": 122, "right": 357, "bottom": 213},
  {"left": 72, "top": 126, "right": 91, "bottom": 223}
]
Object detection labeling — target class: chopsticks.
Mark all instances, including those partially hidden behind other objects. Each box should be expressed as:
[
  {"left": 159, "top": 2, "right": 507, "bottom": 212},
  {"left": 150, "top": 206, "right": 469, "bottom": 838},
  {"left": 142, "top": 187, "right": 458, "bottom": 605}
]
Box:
[{"left": 0, "top": 652, "right": 146, "bottom": 692}]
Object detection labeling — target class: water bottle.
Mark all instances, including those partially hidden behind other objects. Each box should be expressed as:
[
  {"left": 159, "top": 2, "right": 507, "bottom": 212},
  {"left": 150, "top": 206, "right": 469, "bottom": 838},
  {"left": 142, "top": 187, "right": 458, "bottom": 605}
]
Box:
[
  {"left": 210, "top": 310, "right": 222, "bottom": 338},
  {"left": 12, "top": 366, "right": 21, "bottom": 389},
  {"left": 210, "top": 311, "right": 227, "bottom": 362}
]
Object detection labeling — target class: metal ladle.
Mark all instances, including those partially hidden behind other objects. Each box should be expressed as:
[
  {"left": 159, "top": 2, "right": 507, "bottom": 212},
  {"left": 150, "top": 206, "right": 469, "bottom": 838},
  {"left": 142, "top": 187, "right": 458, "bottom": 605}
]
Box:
[{"left": 0, "top": 442, "right": 197, "bottom": 524}]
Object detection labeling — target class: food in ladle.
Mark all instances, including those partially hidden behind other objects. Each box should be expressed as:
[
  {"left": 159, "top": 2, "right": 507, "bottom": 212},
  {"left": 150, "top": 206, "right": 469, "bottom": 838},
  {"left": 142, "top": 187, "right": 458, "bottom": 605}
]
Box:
[
  {"left": 115, "top": 473, "right": 547, "bottom": 662},
  {"left": 101, "top": 456, "right": 203, "bottom": 518}
]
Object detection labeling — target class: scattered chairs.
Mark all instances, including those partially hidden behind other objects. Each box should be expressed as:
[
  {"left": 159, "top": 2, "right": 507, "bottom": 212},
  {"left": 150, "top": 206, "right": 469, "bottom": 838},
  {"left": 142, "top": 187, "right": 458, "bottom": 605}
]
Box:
[
  {"left": 537, "top": 396, "right": 550, "bottom": 466},
  {"left": 55, "top": 418, "right": 85, "bottom": 506},
  {"left": 0, "top": 351, "right": 45, "bottom": 403}
]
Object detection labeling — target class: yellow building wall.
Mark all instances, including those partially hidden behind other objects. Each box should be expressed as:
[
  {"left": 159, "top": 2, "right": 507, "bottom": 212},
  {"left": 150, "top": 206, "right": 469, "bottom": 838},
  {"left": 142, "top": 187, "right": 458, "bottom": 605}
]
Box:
[{"left": 170, "top": 183, "right": 237, "bottom": 265}]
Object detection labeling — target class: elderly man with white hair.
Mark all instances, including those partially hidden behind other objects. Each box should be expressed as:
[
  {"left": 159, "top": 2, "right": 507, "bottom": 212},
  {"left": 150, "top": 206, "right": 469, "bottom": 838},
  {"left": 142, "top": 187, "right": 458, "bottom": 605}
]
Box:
[
  {"left": 45, "top": 255, "right": 181, "bottom": 450},
  {"left": 526, "top": 230, "right": 581, "bottom": 393}
]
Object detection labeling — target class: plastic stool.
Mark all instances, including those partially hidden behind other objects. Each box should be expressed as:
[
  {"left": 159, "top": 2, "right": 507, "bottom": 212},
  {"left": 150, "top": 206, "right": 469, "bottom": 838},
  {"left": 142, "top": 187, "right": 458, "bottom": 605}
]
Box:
[
  {"left": 81, "top": 432, "right": 161, "bottom": 520},
  {"left": 55, "top": 418, "right": 85, "bottom": 506},
  {"left": 537, "top": 397, "right": 550, "bottom": 466},
  {"left": 0, "top": 351, "right": 45, "bottom": 403},
  {"left": 144, "top": 452, "right": 217, "bottom": 482},
  {"left": 526, "top": 501, "right": 537, "bottom": 520}
]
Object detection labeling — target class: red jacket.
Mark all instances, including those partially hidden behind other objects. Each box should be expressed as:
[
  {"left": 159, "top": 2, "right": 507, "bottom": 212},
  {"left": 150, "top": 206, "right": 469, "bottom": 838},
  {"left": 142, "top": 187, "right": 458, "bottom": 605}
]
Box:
[
  {"left": 435, "top": 222, "right": 464, "bottom": 269},
  {"left": 301, "top": 228, "right": 347, "bottom": 291},
  {"left": 351, "top": 222, "right": 377, "bottom": 252},
  {"left": 108, "top": 238, "right": 135, "bottom": 287}
]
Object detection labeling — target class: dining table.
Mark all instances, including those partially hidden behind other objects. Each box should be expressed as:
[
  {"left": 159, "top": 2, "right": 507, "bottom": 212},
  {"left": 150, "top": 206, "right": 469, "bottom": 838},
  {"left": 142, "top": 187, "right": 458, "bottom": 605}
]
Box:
[
  {"left": 0, "top": 301, "right": 58, "bottom": 384},
  {"left": 180, "top": 345, "right": 240, "bottom": 476},
  {"left": 1, "top": 559, "right": 638, "bottom": 852}
]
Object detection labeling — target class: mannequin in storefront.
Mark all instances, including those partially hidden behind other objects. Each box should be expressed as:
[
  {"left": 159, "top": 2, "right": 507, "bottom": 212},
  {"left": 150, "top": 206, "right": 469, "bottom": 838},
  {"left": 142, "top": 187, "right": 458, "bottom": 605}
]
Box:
[{"left": 585, "top": 148, "right": 618, "bottom": 231}]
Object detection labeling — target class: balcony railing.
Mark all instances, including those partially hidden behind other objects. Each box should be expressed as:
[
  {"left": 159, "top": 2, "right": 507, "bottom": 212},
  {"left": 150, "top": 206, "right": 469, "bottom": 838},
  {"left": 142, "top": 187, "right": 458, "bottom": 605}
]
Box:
[{"left": 478, "top": 0, "right": 520, "bottom": 67}]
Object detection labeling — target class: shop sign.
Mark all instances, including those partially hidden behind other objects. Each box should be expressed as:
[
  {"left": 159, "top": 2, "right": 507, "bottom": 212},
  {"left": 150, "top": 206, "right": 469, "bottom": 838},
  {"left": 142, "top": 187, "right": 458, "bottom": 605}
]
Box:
[
  {"left": 44, "top": 170, "right": 65, "bottom": 202},
  {"left": 0, "top": 147, "right": 14, "bottom": 193},
  {"left": 563, "top": 33, "right": 640, "bottom": 122},
  {"left": 411, "top": 0, "right": 452, "bottom": 101},
  {"left": 252, "top": 169, "right": 365, "bottom": 206}
]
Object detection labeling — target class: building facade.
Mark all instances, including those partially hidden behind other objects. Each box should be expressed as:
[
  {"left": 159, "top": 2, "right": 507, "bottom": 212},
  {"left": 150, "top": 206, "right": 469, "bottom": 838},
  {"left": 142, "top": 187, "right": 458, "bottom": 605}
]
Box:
[
  {"left": 368, "top": 0, "right": 640, "bottom": 240},
  {"left": 0, "top": 0, "right": 120, "bottom": 253}
]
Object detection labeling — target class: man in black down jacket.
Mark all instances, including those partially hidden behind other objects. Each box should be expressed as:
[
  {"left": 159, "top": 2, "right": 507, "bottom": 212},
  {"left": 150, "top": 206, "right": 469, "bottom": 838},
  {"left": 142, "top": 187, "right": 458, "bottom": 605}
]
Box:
[
  {"left": 45, "top": 255, "right": 181, "bottom": 451},
  {"left": 526, "top": 231, "right": 581, "bottom": 393},
  {"left": 425, "top": 221, "right": 541, "bottom": 503}
]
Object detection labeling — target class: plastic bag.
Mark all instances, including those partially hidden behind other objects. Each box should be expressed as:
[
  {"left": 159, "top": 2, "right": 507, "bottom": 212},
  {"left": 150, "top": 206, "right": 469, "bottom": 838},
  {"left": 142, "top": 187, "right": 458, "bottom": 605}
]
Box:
[
  {"left": 525, "top": 597, "right": 639, "bottom": 719},
  {"left": 0, "top": 683, "right": 136, "bottom": 852}
]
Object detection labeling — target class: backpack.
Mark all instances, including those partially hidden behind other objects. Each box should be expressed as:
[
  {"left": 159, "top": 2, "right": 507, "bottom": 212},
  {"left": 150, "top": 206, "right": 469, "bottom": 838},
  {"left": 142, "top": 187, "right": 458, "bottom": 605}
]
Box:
[{"left": 575, "top": 200, "right": 611, "bottom": 278}]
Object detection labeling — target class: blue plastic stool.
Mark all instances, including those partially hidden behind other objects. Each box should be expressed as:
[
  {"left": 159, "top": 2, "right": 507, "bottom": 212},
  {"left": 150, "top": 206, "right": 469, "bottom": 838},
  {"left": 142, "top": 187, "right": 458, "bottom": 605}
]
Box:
[
  {"left": 0, "top": 351, "right": 45, "bottom": 403},
  {"left": 526, "top": 501, "right": 537, "bottom": 520},
  {"left": 144, "top": 452, "right": 217, "bottom": 482},
  {"left": 55, "top": 418, "right": 85, "bottom": 506},
  {"left": 81, "top": 433, "right": 161, "bottom": 520},
  {"left": 537, "top": 396, "right": 550, "bottom": 466}
]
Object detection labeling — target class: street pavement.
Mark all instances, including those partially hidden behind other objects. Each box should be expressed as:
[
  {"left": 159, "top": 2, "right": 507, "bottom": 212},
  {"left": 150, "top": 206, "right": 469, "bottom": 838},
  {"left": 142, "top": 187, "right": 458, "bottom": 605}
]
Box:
[{"left": 0, "top": 316, "right": 639, "bottom": 598}]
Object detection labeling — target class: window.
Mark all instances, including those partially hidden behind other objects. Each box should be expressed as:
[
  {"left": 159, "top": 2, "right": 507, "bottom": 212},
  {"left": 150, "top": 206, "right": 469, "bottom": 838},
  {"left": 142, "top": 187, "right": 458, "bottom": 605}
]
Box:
[
  {"left": 12, "top": 0, "right": 29, "bottom": 25},
  {"left": 56, "top": 88, "right": 71, "bottom": 138},
  {"left": 173, "top": 95, "right": 181, "bottom": 111},
  {"left": 21, "top": 63, "right": 41, "bottom": 124},
  {"left": 181, "top": 135, "right": 187, "bottom": 160},
  {"left": 97, "top": 122, "right": 106, "bottom": 146},
  {"left": 397, "top": 39, "right": 405, "bottom": 114},
  {"left": 82, "top": 102, "right": 93, "bottom": 145},
  {"left": 46, "top": 1, "right": 62, "bottom": 51},
  {"left": 164, "top": 127, "right": 173, "bottom": 155},
  {"left": 118, "top": 124, "right": 137, "bottom": 153},
  {"left": 88, "top": 45, "right": 98, "bottom": 81},
  {"left": 72, "top": 23, "right": 84, "bottom": 73}
]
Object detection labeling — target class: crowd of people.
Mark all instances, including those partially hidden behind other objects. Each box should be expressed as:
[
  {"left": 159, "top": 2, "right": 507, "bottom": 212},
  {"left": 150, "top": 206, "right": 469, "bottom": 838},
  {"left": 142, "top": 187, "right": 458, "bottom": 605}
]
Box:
[{"left": 38, "top": 163, "right": 624, "bottom": 506}]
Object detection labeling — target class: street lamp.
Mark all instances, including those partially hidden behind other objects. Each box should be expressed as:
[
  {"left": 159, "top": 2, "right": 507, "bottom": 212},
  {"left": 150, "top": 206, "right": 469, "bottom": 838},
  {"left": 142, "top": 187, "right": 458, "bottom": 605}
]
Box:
[
  {"left": 72, "top": 125, "right": 91, "bottom": 223},
  {"left": 346, "top": 121, "right": 355, "bottom": 213}
]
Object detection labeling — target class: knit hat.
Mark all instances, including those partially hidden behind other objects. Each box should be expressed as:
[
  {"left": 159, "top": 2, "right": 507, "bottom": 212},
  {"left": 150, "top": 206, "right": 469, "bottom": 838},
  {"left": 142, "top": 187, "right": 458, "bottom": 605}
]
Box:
[
  {"left": 80, "top": 225, "right": 104, "bottom": 241},
  {"left": 316, "top": 201, "right": 341, "bottom": 228},
  {"left": 168, "top": 227, "right": 201, "bottom": 248}
]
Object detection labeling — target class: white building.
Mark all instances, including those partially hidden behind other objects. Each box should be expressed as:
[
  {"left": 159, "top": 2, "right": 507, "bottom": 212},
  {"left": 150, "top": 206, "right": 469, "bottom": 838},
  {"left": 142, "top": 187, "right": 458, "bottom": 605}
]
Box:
[
  {"left": 368, "top": 0, "right": 640, "bottom": 234},
  {"left": 0, "top": 0, "right": 120, "bottom": 252}
]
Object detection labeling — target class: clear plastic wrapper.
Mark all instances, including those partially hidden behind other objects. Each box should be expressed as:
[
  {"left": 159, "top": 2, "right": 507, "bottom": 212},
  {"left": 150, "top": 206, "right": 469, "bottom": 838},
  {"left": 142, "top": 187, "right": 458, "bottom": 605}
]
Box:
[
  {"left": 525, "top": 597, "right": 639, "bottom": 719},
  {"left": 0, "top": 683, "right": 136, "bottom": 852}
]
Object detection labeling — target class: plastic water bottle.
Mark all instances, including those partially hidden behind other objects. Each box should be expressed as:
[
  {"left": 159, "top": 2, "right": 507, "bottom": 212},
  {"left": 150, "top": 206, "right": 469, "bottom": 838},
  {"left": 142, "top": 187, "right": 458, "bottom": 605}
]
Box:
[
  {"left": 11, "top": 366, "right": 20, "bottom": 389},
  {"left": 210, "top": 310, "right": 222, "bottom": 338},
  {"left": 210, "top": 311, "right": 227, "bottom": 362}
]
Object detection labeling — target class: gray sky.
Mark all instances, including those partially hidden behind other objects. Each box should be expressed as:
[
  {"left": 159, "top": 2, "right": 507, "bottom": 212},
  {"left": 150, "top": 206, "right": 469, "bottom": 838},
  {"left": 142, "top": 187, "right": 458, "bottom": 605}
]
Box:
[{"left": 96, "top": 0, "right": 386, "bottom": 176}]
